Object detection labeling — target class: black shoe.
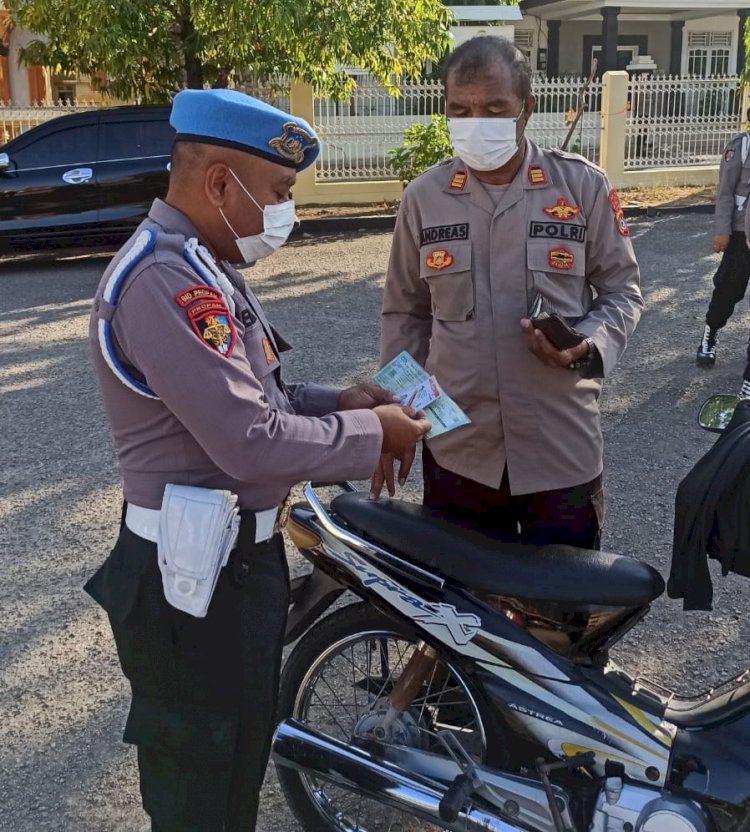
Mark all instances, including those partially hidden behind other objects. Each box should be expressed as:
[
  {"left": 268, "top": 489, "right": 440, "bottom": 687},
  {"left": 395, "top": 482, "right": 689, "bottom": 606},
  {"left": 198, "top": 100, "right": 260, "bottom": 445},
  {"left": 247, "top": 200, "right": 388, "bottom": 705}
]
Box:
[{"left": 696, "top": 325, "right": 718, "bottom": 367}]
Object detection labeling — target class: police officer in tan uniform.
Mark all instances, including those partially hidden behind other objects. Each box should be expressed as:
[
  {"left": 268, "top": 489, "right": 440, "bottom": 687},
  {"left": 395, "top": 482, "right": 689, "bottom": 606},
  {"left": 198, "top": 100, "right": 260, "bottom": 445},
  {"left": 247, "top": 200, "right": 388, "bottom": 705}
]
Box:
[
  {"left": 85, "top": 89, "right": 429, "bottom": 832},
  {"left": 697, "top": 118, "right": 750, "bottom": 391},
  {"left": 376, "top": 37, "right": 643, "bottom": 549}
]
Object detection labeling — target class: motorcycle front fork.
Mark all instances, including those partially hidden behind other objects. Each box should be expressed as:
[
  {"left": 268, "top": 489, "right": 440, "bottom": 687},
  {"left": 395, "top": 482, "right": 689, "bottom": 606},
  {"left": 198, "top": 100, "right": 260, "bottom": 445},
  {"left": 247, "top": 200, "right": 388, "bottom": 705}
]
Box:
[{"left": 370, "top": 641, "right": 439, "bottom": 740}]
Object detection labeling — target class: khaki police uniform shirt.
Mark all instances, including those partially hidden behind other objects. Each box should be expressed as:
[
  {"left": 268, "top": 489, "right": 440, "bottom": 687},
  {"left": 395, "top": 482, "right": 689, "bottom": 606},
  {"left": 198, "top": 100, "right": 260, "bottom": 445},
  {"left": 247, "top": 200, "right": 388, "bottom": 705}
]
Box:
[
  {"left": 90, "top": 199, "right": 383, "bottom": 511},
  {"left": 716, "top": 133, "right": 750, "bottom": 236},
  {"left": 381, "top": 140, "right": 643, "bottom": 495}
]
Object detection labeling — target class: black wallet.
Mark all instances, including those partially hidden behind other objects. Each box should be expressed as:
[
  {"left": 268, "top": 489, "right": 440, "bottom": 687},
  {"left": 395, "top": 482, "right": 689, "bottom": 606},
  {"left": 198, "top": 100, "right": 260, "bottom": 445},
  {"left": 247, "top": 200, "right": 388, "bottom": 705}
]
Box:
[{"left": 528, "top": 293, "right": 585, "bottom": 351}]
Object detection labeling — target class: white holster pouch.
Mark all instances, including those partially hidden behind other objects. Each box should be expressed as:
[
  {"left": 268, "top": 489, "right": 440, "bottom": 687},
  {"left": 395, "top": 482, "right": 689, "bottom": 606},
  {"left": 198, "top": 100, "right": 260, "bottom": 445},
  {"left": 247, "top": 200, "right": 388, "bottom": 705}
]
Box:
[{"left": 157, "top": 484, "right": 241, "bottom": 618}]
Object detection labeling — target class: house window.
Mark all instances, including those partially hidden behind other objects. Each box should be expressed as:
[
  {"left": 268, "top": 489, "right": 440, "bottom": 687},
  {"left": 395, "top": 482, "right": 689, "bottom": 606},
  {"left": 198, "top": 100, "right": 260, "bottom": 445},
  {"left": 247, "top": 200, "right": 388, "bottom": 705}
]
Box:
[
  {"left": 687, "top": 31, "right": 732, "bottom": 76},
  {"left": 514, "top": 30, "right": 536, "bottom": 70}
]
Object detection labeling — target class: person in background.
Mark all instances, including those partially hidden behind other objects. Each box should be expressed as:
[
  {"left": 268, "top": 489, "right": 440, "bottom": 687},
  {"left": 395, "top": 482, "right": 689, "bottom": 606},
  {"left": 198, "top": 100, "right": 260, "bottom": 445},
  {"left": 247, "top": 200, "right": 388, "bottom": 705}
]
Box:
[{"left": 697, "top": 113, "right": 750, "bottom": 390}]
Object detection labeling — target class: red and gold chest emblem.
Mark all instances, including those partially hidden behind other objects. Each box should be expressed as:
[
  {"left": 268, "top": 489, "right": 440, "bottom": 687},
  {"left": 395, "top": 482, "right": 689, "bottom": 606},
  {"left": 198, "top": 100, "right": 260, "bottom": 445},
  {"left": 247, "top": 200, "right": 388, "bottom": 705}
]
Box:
[
  {"left": 449, "top": 170, "right": 467, "bottom": 191},
  {"left": 528, "top": 166, "right": 547, "bottom": 186},
  {"left": 544, "top": 198, "right": 581, "bottom": 221},
  {"left": 426, "top": 249, "right": 454, "bottom": 270},
  {"left": 548, "top": 247, "right": 575, "bottom": 271}
]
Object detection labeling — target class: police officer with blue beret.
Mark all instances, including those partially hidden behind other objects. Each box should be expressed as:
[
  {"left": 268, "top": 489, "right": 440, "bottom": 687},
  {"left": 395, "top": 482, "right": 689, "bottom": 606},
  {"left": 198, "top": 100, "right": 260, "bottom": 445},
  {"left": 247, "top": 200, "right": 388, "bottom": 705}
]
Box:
[{"left": 85, "top": 89, "right": 430, "bottom": 832}]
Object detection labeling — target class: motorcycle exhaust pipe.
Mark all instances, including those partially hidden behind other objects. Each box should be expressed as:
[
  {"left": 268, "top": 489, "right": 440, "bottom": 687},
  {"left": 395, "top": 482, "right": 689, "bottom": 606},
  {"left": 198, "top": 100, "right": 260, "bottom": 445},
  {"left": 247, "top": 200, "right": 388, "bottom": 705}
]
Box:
[{"left": 272, "top": 719, "right": 524, "bottom": 832}]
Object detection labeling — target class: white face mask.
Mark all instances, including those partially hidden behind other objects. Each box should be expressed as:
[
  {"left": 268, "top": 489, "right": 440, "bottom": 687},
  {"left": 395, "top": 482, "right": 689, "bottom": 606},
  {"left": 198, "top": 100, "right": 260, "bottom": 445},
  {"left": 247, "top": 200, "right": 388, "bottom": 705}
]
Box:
[
  {"left": 220, "top": 169, "right": 296, "bottom": 263},
  {"left": 447, "top": 108, "right": 525, "bottom": 172}
]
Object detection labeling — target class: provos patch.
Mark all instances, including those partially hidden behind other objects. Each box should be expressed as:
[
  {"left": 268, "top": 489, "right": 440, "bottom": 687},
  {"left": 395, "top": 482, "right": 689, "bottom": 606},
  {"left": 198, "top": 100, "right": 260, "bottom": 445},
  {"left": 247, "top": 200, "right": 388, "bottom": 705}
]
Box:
[
  {"left": 420, "top": 223, "right": 469, "bottom": 247},
  {"left": 175, "top": 285, "right": 223, "bottom": 307},
  {"left": 529, "top": 221, "right": 587, "bottom": 242},
  {"left": 425, "top": 249, "right": 454, "bottom": 270},
  {"left": 548, "top": 247, "right": 575, "bottom": 271},
  {"left": 187, "top": 299, "right": 236, "bottom": 357}
]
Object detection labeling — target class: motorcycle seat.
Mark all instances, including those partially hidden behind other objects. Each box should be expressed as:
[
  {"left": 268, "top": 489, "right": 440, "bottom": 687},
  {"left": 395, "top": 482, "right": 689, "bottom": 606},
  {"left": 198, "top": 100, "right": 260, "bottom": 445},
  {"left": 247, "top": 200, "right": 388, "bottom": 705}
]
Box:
[{"left": 330, "top": 492, "right": 665, "bottom": 607}]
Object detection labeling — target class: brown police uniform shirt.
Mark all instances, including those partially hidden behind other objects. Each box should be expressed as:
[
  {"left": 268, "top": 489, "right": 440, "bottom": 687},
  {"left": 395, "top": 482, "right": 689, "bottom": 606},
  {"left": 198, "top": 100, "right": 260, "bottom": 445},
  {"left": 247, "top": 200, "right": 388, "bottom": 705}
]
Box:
[
  {"left": 381, "top": 140, "right": 643, "bottom": 495},
  {"left": 90, "top": 199, "right": 383, "bottom": 511},
  {"left": 716, "top": 132, "right": 750, "bottom": 236}
]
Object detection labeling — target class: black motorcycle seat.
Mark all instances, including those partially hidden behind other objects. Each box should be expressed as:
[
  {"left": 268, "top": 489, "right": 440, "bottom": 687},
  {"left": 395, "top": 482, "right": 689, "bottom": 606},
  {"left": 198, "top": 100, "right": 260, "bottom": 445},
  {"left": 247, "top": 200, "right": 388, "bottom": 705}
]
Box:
[{"left": 330, "top": 493, "right": 665, "bottom": 607}]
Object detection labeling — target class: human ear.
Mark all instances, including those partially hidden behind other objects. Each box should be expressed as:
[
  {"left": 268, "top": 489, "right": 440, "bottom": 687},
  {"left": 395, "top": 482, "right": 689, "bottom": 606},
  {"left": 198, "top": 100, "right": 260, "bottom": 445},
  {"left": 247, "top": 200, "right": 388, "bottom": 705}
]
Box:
[{"left": 204, "top": 163, "right": 230, "bottom": 207}]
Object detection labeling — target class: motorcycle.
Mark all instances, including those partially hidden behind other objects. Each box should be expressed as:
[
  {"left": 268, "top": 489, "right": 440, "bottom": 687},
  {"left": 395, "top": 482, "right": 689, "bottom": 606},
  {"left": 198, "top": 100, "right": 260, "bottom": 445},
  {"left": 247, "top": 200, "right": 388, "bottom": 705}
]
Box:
[{"left": 271, "top": 394, "right": 749, "bottom": 832}]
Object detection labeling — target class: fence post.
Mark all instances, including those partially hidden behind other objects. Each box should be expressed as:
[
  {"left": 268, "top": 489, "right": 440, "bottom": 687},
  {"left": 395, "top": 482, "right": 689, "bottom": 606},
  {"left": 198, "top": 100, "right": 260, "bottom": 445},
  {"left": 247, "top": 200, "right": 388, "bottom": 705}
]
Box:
[
  {"left": 289, "top": 81, "right": 318, "bottom": 203},
  {"left": 599, "top": 70, "right": 628, "bottom": 188}
]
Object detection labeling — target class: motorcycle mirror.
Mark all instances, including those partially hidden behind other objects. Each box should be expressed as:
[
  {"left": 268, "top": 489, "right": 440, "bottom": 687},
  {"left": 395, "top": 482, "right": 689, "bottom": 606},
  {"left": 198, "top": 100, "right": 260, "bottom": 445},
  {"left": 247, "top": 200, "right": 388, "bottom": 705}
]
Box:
[{"left": 698, "top": 394, "right": 740, "bottom": 433}]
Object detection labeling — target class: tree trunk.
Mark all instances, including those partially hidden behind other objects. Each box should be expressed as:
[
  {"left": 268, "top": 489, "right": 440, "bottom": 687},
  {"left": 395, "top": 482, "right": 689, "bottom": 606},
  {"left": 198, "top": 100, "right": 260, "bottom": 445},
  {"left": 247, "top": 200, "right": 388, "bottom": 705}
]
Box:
[
  {"left": 178, "top": 3, "right": 204, "bottom": 88},
  {"left": 212, "top": 68, "right": 230, "bottom": 89}
]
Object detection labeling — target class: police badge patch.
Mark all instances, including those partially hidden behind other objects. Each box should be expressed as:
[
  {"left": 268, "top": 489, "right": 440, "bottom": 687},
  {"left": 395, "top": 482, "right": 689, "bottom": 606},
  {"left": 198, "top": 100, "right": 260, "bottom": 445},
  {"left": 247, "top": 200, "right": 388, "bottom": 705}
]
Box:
[
  {"left": 187, "top": 300, "right": 236, "bottom": 357},
  {"left": 548, "top": 247, "right": 575, "bottom": 270},
  {"left": 426, "top": 249, "right": 454, "bottom": 270},
  {"left": 269, "top": 122, "right": 318, "bottom": 164},
  {"left": 543, "top": 198, "right": 581, "bottom": 220}
]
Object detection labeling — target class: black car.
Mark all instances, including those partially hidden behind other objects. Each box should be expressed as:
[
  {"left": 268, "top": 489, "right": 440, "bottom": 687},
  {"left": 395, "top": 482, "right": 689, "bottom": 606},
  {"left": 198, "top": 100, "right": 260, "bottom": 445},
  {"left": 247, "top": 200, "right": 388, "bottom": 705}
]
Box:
[{"left": 0, "top": 105, "right": 175, "bottom": 253}]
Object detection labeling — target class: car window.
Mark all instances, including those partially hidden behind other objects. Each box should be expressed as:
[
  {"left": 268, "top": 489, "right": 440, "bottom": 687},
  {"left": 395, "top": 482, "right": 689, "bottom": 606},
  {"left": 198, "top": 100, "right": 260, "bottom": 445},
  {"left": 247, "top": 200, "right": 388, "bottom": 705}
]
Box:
[
  {"left": 10, "top": 124, "right": 98, "bottom": 171},
  {"left": 99, "top": 119, "right": 175, "bottom": 161}
]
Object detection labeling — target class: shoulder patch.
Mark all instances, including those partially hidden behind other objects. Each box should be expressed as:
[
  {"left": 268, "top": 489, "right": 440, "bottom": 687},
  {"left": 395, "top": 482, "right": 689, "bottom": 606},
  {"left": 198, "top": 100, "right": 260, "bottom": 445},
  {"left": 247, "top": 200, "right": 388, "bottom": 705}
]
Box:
[
  {"left": 175, "top": 285, "right": 224, "bottom": 308},
  {"left": 608, "top": 188, "right": 630, "bottom": 237},
  {"left": 187, "top": 299, "right": 236, "bottom": 357}
]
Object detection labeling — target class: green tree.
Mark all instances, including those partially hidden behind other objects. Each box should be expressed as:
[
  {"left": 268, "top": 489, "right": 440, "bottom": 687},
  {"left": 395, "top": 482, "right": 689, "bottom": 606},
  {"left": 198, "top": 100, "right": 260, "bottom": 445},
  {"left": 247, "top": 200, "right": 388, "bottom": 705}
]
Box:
[
  {"left": 388, "top": 114, "right": 452, "bottom": 184},
  {"left": 7, "top": 0, "right": 454, "bottom": 103}
]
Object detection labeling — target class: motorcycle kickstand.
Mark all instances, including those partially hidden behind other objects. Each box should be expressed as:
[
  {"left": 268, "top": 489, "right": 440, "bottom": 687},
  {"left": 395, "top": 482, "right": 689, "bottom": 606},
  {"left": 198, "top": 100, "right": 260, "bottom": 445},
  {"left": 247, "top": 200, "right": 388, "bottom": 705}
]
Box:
[
  {"left": 435, "top": 729, "right": 484, "bottom": 824},
  {"left": 536, "top": 751, "right": 596, "bottom": 832}
]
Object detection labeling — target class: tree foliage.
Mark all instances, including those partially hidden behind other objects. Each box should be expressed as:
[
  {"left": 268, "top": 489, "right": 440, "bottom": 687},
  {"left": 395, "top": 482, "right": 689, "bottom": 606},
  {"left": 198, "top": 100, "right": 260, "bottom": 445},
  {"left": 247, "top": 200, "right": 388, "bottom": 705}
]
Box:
[
  {"left": 388, "top": 114, "right": 452, "bottom": 184},
  {"left": 7, "top": 0, "right": 455, "bottom": 103}
]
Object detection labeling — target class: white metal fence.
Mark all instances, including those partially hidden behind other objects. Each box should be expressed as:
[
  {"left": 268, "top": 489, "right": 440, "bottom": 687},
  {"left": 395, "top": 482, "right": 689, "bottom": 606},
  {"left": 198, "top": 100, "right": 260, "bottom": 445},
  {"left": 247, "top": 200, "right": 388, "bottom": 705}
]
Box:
[
  {"left": 527, "top": 75, "right": 602, "bottom": 164},
  {"left": 314, "top": 77, "right": 444, "bottom": 180},
  {"left": 625, "top": 75, "right": 742, "bottom": 169},
  {"left": 313, "top": 74, "right": 602, "bottom": 181},
  {"left": 0, "top": 100, "right": 100, "bottom": 143}
]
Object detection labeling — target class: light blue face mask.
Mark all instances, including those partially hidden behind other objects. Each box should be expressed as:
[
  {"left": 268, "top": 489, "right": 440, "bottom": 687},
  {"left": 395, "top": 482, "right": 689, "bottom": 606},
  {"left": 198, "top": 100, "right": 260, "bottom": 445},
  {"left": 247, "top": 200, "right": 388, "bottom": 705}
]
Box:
[
  {"left": 220, "top": 169, "right": 296, "bottom": 262},
  {"left": 447, "top": 105, "right": 526, "bottom": 172}
]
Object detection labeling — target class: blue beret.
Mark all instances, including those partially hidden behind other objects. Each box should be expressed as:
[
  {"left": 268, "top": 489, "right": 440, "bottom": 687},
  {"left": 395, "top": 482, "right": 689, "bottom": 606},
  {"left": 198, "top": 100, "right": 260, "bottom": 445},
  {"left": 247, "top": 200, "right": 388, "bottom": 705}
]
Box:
[{"left": 170, "top": 89, "right": 320, "bottom": 172}]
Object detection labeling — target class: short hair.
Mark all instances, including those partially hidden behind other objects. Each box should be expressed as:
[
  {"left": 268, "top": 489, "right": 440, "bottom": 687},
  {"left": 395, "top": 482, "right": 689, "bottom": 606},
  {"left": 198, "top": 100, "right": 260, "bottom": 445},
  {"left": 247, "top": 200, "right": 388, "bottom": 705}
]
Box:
[
  {"left": 442, "top": 36, "right": 532, "bottom": 101},
  {"left": 170, "top": 140, "right": 208, "bottom": 176}
]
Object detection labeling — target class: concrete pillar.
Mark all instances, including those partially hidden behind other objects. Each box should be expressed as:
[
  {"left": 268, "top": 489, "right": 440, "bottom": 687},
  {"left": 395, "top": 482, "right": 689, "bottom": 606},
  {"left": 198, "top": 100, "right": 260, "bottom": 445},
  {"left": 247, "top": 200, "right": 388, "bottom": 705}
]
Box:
[
  {"left": 600, "top": 71, "right": 628, "bottom": 188},
  {"left": 547, "top": 20, "right": 560, "bottom": 79},
  {"left": 7, "top": 27, "right": 32, "bottom": 105},
  {"left": 601, "top": 7, "right": 621, "bottom": 75},
  {"left": 289, "top": 82, "right": 318, "bottom": 202},
  {"left": 670, "top": 20, "right": 684, "bottom": 76}
]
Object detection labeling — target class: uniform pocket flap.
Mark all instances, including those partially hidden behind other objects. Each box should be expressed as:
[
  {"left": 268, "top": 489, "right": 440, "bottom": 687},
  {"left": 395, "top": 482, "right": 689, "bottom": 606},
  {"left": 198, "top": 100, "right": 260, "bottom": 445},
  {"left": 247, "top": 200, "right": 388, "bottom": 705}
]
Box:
[
  {"left": 420, "top": 241, "right": 472, "bottom": 278},
  {"left": 527, "top": 239, "right": 585, "bottom": 277}
]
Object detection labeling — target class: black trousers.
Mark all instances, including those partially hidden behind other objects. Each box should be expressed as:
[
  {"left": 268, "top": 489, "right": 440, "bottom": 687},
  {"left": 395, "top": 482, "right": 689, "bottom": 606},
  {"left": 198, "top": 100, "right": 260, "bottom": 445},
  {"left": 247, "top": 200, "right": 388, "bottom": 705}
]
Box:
[
  {"left": 422, "top": 445, "right": 604, "bottom": 550},
  {"left": 84, "top": 514, "right": 290, "bottom": 832},
  {"left": 705, "top": 232, "right": 750, "bottom": 380}
]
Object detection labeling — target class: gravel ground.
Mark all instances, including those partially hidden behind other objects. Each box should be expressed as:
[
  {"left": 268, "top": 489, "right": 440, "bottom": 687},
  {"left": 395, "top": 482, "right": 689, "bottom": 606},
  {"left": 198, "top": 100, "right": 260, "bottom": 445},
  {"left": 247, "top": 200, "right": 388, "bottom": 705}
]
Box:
[{"left": 2, "top": 213, "right": 750, "bottom": 831}]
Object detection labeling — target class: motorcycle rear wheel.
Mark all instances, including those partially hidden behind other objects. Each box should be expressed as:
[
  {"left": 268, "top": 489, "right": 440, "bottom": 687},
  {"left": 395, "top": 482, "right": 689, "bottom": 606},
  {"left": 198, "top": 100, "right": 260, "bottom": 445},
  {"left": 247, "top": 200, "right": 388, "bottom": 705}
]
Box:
[{"left": 276, "top": 602, "right": 489, "bottom": 832}]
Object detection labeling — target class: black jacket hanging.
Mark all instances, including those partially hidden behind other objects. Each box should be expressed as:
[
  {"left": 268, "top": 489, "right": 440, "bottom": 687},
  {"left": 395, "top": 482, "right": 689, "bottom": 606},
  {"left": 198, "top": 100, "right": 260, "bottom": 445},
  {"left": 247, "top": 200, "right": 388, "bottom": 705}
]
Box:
[{"left": 668, "top": 400, "right": 750, "bottom": 610}]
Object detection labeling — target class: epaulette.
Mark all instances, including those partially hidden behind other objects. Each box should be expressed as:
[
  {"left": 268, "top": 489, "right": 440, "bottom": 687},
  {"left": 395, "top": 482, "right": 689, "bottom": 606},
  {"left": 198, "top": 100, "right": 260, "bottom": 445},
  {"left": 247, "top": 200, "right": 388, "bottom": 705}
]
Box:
[
  {"left": 549, "top": 147, "right": 606, "bottom": 176},
  {"left": 409, "top": 157, "right": 456, "bottom": 186},
  {"left": 98, "top": 228, "right": 160, "bottom": 399}
]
